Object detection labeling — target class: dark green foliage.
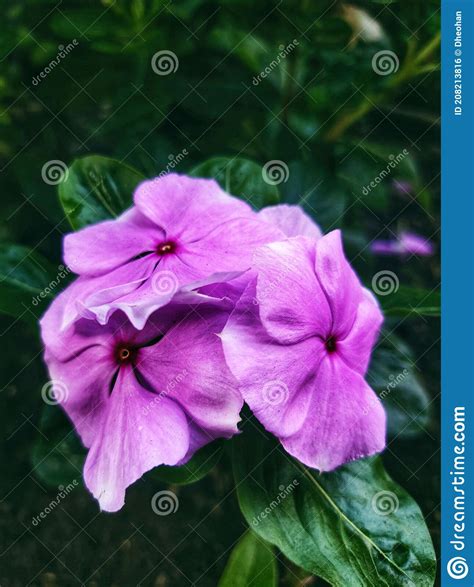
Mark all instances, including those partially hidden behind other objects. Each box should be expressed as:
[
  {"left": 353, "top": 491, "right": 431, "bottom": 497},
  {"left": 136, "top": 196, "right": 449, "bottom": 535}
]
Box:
[{"left": 0, "top": 1, "right": 440, "bottom": 584}]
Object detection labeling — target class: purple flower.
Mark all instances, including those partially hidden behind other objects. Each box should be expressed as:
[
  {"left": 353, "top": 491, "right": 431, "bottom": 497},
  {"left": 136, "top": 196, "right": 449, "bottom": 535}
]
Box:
[
  {"left": 63, "top": 174, "right": 282, "bottom": 329},
  {"left": 221, "top": 231, "right": 386, "bottom": 471},
  {"left": 40, "top": 296, "right": 242, "bottom": 512},
  {"left": 392, "top": 180, "right": 413, "bottom": 196},
  {"left": 371, "top": 231, "right": 434, "bottom": 257}
]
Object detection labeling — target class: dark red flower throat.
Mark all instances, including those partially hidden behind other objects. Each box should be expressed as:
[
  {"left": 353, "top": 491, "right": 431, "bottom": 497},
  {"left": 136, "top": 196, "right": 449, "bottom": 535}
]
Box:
[
  {"left": 114, "top": 344, "right": 137, "bottom": 365},
  {"left": 156, "top": 241, "right": 176, "bottom": 256},
  {"left": 325, "top": 335, "right": 337, "bottom": 353}
]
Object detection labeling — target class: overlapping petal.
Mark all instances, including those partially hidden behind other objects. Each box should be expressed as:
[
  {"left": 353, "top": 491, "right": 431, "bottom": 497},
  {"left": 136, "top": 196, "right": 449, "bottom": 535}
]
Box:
[
  {"left": 314, "top": 230, "right": 363, "bottom": 337},
  {"left": 259, "top": 204, "right": 322, "bottom": 240},
  {"left": 337, "top": 288, "right": 383, "bottom": 375},
  {"left": 253, "top": 238, "right": 331, "bottom": 344},
  {"left": 138, "top": 305, "right": 242, "bottom": 435},
  {"left": 221, "top": 281, "right": 325, "bottom": 438}
]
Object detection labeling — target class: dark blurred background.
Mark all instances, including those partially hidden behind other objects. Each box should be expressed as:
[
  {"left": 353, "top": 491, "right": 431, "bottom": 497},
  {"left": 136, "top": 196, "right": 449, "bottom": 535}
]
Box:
[{"left": 0, "top": 1, "right": 440, "bottom": 585}]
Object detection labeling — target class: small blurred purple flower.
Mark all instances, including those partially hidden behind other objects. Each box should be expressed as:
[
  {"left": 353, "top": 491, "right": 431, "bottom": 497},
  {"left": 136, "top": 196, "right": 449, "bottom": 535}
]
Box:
[
  {"left": 392, "top": 180, "right": 413, "bottom": 196},
  {"left": 371, "top": 232, "right": 434, "bottom": 257}
]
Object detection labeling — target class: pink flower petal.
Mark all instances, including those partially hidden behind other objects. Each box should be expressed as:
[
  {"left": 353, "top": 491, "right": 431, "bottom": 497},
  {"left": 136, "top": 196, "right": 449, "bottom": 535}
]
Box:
[
  {"left": 338, "top": 289, "right": 383, "bottom": 375},
  {"left": 84, "top": 368, "right": 189, "bottom": 512},
  {"left": 253, "top": 238, "right": 332, "bottom": 344},
  {"left": 221, "top": 281, "right": 325, "bottom": 438},
  {"left": 259, "top": 204, "right": 322, "bottom": 240},
  {"left": 64, "top": 209, "right": 160, "bottom": 276},
  {"left": 281, "top": 356, "right": 386, "bottom": 471},
  {"left": 134, "top": 173, "right": 251, "bottom": 242},
  {"left": 314, "top": 230, "right": 362, "bottom": 337},
  {"left": 183, "top": 215, "right": 283, "bottom": 273},
  {"left": 138, "top": 305, "right": 242, "bottom": 435}
]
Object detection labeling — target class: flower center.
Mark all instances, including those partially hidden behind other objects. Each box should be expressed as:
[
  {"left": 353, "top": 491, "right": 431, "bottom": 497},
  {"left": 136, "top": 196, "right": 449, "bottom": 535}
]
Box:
[
  {"left": 115, "top": 344, "right": 136, "bottom": 365},
  {"left": 156, "top": 241, "right": 176, "bottom": 255},
  {"left": 325, "top": 335, "right": 337, "bottom": 353}
]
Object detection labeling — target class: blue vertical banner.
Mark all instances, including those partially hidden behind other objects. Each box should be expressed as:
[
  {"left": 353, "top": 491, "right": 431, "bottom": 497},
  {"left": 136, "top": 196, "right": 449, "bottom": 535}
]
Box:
[{"left": 442, "top": 0, "right": 474, "bottom": 584}]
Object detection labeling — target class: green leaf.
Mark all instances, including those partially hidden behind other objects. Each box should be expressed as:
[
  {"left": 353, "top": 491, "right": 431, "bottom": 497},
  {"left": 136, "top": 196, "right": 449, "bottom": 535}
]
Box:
[
  {"left": 31, "top": 405, "right": 86, "bottom": 489},
  {"left": 0, "top": 244, "right": 59, "bottom": 321},
  {"left": 233, "top": 421, "right": 436, "bottom": 587},
  {"left": 59, "top": 155, "right": 145, "bottom": 230},
  {"left": 379, "top": 286, "right": 440, "bottom": 317},
  {"left": 218, "top": 530, "right": 278, "bottom": 587},
  {"left": 280, "top": 160, "right": 346, "bottom": 231},
  {"left": 191, "top": 157, "right": 280, "bottom": 209},
  {"left": 209, "top": 30, "right": 271, "bottom": 77},
  {"left": 152, "top": 439, "right": 224, "bottom": 485},
  {"left": 368, "top": 333, "right": 431, "bottom": 437}
]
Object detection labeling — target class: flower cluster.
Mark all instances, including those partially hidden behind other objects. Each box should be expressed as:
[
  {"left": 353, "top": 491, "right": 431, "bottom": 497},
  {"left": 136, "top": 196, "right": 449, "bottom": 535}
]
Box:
[{"left": 41, "top": 174, "right": 386, "bottom": 511}]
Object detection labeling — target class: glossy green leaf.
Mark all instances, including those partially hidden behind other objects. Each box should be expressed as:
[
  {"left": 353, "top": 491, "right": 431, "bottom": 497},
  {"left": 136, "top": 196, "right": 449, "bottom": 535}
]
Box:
[
  {"left": 379, "top": 286, "right": 440, "bottom": 317},
  {"left": 233, "top": 421, "right": 436, "bottom": 587},
  {"left": 31, "top": 405, "right": 86, "bottom": 489},
  {"left": 218, "top": 530, "right": 278, "bottom": 587},
  {"left": 59, "top": 155, "right": 145, "bottom": 230},
  {"left": 368, "top": 333, "right": 431, "bottom": 437},
  {"left": 0, "top": 244, "right": 59, "bottom": 320},
  {"left": 152, "top": 439, "right": 224, "bottom": 485},
  {"left": 191, "top": 157, "right": 280, "bottom": 209}
]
